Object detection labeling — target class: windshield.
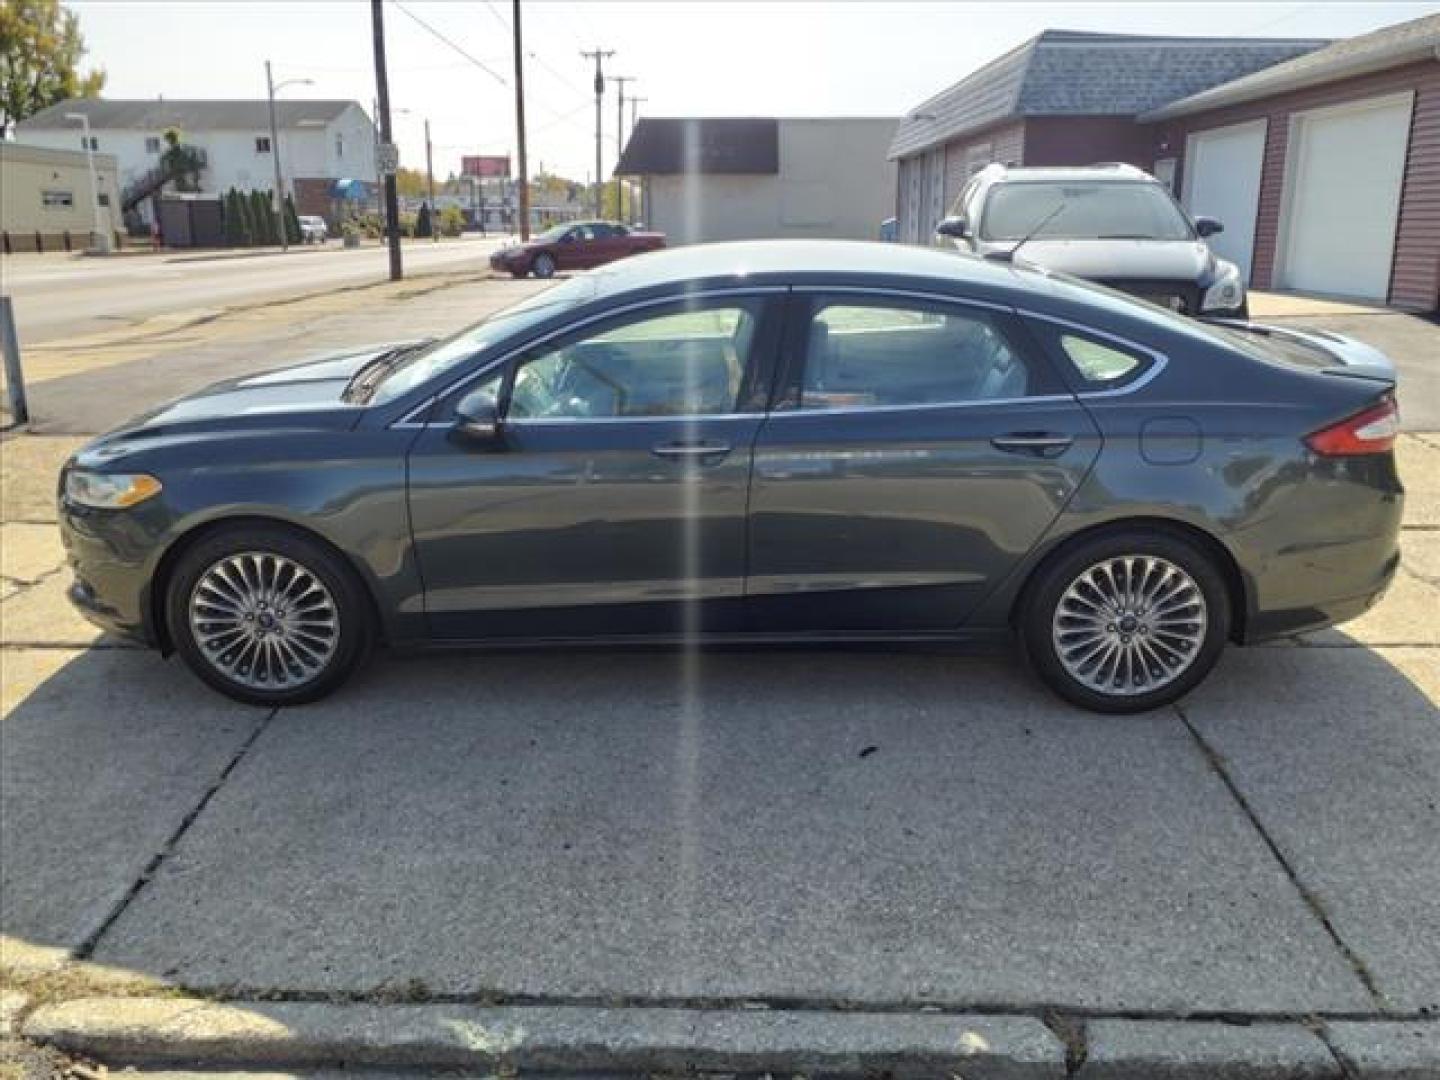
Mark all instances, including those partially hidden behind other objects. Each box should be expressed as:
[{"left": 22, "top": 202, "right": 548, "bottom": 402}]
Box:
[
  {"left": 533, "top": 224, "right": 572, "bottom": 243},
  {"left": 367, "top": 275, "right": 597, "bottom": 405},
  {"left": 982, "top": 181, "right": 1194, "bottom": 242}
]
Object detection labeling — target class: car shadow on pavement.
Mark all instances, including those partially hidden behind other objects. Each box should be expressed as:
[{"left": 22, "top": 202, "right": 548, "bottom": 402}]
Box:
[{"left": 3, "top": 636, "right": 1435, "bottom": 1018}]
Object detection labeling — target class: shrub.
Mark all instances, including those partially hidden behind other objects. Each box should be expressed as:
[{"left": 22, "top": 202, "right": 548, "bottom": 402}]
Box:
[{"left": 438, "top": 205, "right": 464, "bottom": 237}]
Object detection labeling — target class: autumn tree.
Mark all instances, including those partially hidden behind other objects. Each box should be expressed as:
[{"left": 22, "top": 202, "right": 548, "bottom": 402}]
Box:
[
  {"left": 0, "top": 0, "right": 106, "bottom": 136},
  {"left": 394, "top": 167, "right": 428, "bottom": 199}
]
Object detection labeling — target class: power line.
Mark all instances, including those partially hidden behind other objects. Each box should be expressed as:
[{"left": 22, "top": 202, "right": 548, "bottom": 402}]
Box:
[
  {"left": 482, "top": 0, "right": 510, "bottom": 32},
  {"left": 390, "top": 0, "right": 508, "bottom": 85}
]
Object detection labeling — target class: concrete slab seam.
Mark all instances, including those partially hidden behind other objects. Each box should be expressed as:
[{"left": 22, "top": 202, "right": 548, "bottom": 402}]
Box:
[
  {"left": 71, "top": 705, "right": 281, "bottom": 961},
  {"left": 1172, "top": 704, "right": 1387, "bottom": 1011}
]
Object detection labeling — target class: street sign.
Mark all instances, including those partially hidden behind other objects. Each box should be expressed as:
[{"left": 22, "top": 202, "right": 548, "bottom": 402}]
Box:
[
  {"left": 462, "top": 155, "right": 510, "bottom": 178},
  {"left": 377, "top": 142, "right": 400, "bottom": 176}
]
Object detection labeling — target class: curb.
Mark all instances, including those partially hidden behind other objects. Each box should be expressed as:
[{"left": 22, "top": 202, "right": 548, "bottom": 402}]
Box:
[
  {"left": 26, "top": 998, "right": 1066, "bottom": 1078},
  {"left": 1077, "top": 1019, "right": 1339, "bottom": 1078},
  {"left": 22, "top": 999, "right": 1440, "bottom": 1078}
]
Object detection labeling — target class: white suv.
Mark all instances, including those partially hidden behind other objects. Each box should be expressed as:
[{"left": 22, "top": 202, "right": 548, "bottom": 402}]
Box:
[{"left": 936, "top": 163, "right": 1247, "bottom": 319}]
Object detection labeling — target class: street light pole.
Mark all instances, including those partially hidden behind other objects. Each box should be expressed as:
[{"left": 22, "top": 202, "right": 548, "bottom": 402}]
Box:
[
  {"left": 64, "top": 112, "right": 110, "bottom": 253},
  {"left": 512, "top": 0, "right": 530, "bottom": 241},
  {"left": 612, "top": 76, "right": 634, "bottom": 225},
  {"left": 265, "top": 63, "right": 314, "bottom": 252},
  {"left": 424, "top": 118, "right": 436, "bottom": 242}
]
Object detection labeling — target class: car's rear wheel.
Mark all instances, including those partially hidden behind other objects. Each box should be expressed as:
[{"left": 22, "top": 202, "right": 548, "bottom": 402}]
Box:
[
  {"left": 532, "top": 252, "right": 556, "bottom": 279},
  {"left": 165, "top": 525, "right": 372, "bottom": 706},
  {"left": 1020, "top": 529, "right": 1230, "bottom": 714}
]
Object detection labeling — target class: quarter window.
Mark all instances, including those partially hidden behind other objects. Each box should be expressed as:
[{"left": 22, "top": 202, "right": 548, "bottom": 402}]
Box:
[
  {"left": 507, "top": 303, "right": 761, "bottom": 420},
  {"left": 1058, "top": 333, "right": 1145, "bottom": 385},
  {"left": 798, "top": 300, "right": 1036, "bottom": 410}
]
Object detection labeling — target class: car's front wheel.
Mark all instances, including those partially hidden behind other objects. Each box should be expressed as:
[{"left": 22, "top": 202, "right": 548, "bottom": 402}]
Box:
[
  {"left": 1021, "top": 529, "right": 1230, "bottom": 714},
  {"left": 532, "top": 252, "right": 556, "bottom": 278},
  {"left": 165, "top": 525, "right": 373, "bottom": 706}
]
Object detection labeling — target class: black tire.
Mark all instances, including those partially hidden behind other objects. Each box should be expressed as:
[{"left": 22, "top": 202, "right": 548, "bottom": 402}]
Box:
[
  {"left": 1019, "top": 528, "right": 1230, "bottom": 714},
  {"left": 165, "top": 524, "right": 373, "bottom": 706},
  {"left": 532, "top": 252, "right": 556, "bottom": 279}
]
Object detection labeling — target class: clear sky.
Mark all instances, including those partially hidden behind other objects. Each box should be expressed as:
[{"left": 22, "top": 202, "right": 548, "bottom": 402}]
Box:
[{"left": 69, "top": 1, "right": 1436, "bottom": 182}]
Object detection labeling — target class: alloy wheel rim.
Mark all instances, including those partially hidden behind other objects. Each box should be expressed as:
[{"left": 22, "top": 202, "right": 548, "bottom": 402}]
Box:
[
  {"left": 189, "top": 552, "right": 339, "bottom": 690},
  {"left": 1051, "top": 555, "right": 1207, "bottom": 697}
]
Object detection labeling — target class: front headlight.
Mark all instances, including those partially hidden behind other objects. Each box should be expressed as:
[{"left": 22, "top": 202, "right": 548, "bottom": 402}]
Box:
[
  {"left": 1201, "top": 260, "right": 1246, "bottom": 313},
  {"left": 64, "top": 470, "right": 163, "bottom": 509}
]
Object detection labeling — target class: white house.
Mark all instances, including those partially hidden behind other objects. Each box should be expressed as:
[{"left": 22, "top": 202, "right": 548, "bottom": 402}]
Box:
[{"left": 15, "top": 98, "right": 377, "bottom": 226}]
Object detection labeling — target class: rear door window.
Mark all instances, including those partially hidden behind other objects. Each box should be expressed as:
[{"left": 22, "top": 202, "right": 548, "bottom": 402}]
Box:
[{"left": 789, "top": 296, "right": 1059, "bottom": 411}]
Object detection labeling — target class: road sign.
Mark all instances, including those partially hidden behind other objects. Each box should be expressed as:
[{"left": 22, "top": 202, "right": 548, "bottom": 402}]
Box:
[
  {"left": 462, "top": 155, "right": 510, "bottom": 179},
  {"left": 377, "top": 142, "right": 400, "bottom": 176}
]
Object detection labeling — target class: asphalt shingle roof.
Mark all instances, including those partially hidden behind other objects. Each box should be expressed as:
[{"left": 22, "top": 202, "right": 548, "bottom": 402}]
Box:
[
  {"left": 615, "top": 118, "right": 779, "bottom": 175},
  {"left": 17, "top": 98, "right": 360, "bottom": 132},
  {"left": 889, "top": 30, "right": 1328, "bottom": 160},
  {"left": 1141, "top": 13, "right": 1440, "bottom": 121}
]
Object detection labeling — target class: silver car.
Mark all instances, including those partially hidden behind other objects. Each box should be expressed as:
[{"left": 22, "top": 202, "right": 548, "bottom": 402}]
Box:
[{"left": 937, "top": 163, "right": 1247, "bottom": 318}]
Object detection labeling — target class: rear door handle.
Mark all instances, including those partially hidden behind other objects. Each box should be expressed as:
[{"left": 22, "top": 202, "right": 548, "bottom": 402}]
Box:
[
  {"left": 651, "top": 440, "right": 733, "bottom": 461},
  {"left": 991, "top": 432, "right": 1075, "bottom": 458}
]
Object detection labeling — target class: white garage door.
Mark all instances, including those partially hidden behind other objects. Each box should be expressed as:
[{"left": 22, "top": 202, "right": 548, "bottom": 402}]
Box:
[
  {"left": 1277, "top": 93, "right": 1414, "bottom": 301},
  {"left": 1183, "top": 120, "right": 1266, "bottom": 282}
]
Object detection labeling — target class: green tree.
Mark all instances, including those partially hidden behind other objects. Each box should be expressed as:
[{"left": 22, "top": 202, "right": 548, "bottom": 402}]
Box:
[
  {"left": 283, "top": 193, "right": 302, "bottom": 245},
  {"left": 438, "top": 205, "right": 464, "bottom": 237},
  {"left": 238, "top": 189, "right": 258, "bottom": 245},
  {"left": 0, "top": 0, "right": 105, "bottom": 136},
  {"left": 415, "top": 202, "right": 432, "bottom": 239},
  {"left": 250, "top": 190, "right": 274, "bottom": 245},
  {"left": 160, "top": 127, "right": 203, "bottom": 191},
  {"left": 223, "top": 188, "right": 246, "bottom": 247}
]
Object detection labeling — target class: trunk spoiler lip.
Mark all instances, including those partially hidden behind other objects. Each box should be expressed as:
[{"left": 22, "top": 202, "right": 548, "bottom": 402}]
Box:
[{"left": 1204, "top": 318, "right": 1397, "bottom": 384}]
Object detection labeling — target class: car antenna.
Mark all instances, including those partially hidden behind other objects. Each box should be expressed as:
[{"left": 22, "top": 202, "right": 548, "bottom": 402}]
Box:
[{"left": 986, "top": 202, "right": 1066, "bottom": 264}]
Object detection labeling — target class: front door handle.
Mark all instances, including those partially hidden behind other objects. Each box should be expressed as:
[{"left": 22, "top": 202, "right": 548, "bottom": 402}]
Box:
[
  {"left": 651, "top": 440, "right": 733, "bottom": 462},
  {"left": 991, "top": 432, "right": 1075, "bottom": 458}
]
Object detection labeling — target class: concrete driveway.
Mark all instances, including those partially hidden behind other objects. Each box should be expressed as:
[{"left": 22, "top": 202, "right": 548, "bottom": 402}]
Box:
[
  {"left": 3, "top": 431, "right": 1438, "bottom": 1014},
  {"left": 2, "top": 278, "right": 1438, "bottom": 1075}
]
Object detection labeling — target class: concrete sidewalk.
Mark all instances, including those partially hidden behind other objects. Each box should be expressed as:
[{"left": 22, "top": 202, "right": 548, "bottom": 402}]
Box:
[{"left": 2, "top": 434, "right": 1438, "bottom": 1077}]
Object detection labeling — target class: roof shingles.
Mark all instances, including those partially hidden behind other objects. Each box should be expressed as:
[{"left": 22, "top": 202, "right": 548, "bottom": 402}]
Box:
[{"left": 890, "top": 30, "right": 1328, "bottom": 160}]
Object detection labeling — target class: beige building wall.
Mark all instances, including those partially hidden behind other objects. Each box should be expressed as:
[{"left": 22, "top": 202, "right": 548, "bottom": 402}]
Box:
[
  {"left": 1, "top": 142, "right": 121, "bottom": 249},
  {"left": 647, "top": 118, "right": 898, "bottom": 244}
]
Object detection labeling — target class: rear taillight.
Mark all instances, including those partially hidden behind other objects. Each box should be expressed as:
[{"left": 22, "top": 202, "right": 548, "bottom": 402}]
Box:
[{"left": 1305, "top": 395, "right": 1400, "bottom": 456}]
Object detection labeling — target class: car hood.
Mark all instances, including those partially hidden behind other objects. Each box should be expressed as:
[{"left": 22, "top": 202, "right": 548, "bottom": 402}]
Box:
[
  {"left": 977, "top": 238, "right": 1215, "bottom": 282},
  {"left": 108, "top": 341, "right": 419, "bottom": 438}
]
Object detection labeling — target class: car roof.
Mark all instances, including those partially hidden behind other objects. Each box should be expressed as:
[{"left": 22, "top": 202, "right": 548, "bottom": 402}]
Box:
[
  {"left": 588, "top": 239, "right": 1044, "bottom": 296},
  {"left": 984, "top": 164, "right": 1160, "bottom": 185}
]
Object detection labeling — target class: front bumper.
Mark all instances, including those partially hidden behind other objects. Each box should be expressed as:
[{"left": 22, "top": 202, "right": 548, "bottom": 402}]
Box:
[{"left": 58, "top": 495, "right": 165, "bottom": 647}]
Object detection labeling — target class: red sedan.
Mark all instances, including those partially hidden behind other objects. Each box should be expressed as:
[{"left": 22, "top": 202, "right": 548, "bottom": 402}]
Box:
[{"left": 490, "top": 220, "right": 666, "bottom": 279}]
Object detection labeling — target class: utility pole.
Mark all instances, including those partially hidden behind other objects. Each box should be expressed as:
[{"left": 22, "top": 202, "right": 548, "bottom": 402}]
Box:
[
  {"left": 628, "top": 96, "right": 646, "bottom": 225},
  {"left": 612, "top": 75, "right": 634, "bottom": 225},
  {"left": 513, "top": 0, "right": 531, "bottom": 240},
  {"left": 581, "top": 47, "right": 614, "bottom": 218},
  {"left": 424, "top": 118, "right": 436, "bottom": 241},
  {"left": 371, "top": 0, "right": 403, "bottom": 280}
]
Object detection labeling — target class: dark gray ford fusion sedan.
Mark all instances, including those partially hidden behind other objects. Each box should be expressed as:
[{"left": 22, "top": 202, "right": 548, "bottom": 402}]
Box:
[{"left": 58, "top": 241, "right": 1403, "bottom": 713}]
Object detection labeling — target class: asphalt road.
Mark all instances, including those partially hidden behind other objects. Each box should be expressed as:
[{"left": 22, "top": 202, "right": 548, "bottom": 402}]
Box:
[{"left": 0, "top": 236, "right": 507, "bottom": 344}]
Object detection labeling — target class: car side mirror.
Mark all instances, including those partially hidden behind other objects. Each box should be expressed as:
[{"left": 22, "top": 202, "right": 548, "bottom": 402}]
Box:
[
  {"left": 452, "top": 390, "right": 502, "bottom": 445},
  {"left": 1195, "top": 216, "right": 1224, "bottom": 238},
  {"left": 935, "top": 216, "right": 970, "bottom": 239}
]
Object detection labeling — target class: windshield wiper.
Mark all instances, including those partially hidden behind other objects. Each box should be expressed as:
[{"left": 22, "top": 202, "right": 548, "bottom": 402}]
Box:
[
  {"left": 341, "top": 340, "right": 434, "bottom": 403},
  {"left": 986, "top": 202, "right": 1067, "bottom": 264}
]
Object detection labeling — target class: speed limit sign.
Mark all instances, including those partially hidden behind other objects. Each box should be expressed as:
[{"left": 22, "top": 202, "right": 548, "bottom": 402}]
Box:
[{"left": 377, "top": 142, "right": 400, "bottom": 175}]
